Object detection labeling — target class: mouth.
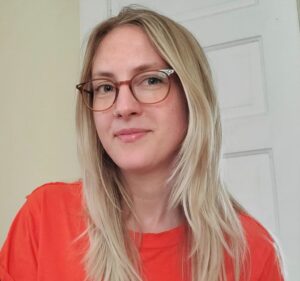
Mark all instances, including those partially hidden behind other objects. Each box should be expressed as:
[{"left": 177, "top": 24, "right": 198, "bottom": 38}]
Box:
[{"left": 114, "top": 128, "right": 151, "bottom": 143}]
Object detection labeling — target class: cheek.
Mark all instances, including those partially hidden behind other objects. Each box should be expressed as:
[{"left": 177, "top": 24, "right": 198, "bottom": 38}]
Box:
[
  {"left": 173, "top": 115, "right": 188, "bottom": 144},
  {"left": 171, "top": 92, "right": 188, "bottom": 133},
  {"left": 93, "top": 114, "right": 110, "bottom": 143},
  {"left": 162, "top": 102, "right": 188, "bottom": 148}
]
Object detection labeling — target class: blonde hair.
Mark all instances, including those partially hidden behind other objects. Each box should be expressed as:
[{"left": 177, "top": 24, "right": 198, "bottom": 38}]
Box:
[{"left": 76, "top": 6, "right": 247, "bottom": 281}]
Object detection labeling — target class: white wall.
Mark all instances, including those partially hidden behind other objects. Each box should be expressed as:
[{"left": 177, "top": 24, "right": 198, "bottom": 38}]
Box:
[{"left": 0, "top": 1, "right": 80, "bottom": 244}]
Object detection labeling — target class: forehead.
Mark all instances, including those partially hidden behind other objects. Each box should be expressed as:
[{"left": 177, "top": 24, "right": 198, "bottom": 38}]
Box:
[{"left": 92, "top": 25, "right": 166, "bottom": 77}]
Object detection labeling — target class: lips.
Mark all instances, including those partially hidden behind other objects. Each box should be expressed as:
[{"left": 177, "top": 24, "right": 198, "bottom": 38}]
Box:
[{"left": 114, "top": 128, "right": 151, "bottom": 143}]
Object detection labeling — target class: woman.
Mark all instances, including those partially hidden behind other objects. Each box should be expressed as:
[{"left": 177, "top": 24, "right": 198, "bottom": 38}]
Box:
[{"left": 0, "top": 7, "right": 284, "bottom": 281}]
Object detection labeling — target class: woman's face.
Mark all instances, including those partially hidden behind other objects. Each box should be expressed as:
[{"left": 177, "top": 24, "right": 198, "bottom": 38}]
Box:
[{"left": 92, "top": 25, "right": 188, "bottom": 176}]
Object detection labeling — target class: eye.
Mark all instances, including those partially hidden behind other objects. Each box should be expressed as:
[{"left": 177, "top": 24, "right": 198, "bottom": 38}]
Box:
[
  {"left": 145, "top": 76, "right": 163, "bottom": 85},
  {"left": 93, "top": 81, "right": 116, "bottom": 96},
  {"left": 134, "top": 72, "right": 167, "bottom": 89},
  {"left": 100, "top": 84, "right": 114, "bottom": 93}
]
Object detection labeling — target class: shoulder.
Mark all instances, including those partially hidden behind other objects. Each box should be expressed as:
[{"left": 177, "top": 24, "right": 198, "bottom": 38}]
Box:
[
  {"left": 27, "top": 181, "right": 82, "bottom": 202},
  {"left": 0, "top": 181, "right": 86, "bottom": 280},
  {"left": 25, "top": 181, "right": 84, "bottom": 217},
  {"left": 239, "top": 212, "right": 275, "bottom": 250},
  {"left": 28, "top": 181, "right": 82, "bottom": 197},
  {"left": 22, "top": 180, "right": 86, "bottom": 240},
  {"left": 239, "top": 213, "right": 284, "bottom": 280}
]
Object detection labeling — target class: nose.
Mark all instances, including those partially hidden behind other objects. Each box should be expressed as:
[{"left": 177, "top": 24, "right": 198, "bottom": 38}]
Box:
[{"left": 113, "top": 84, "right": 142, "bottom": 119}]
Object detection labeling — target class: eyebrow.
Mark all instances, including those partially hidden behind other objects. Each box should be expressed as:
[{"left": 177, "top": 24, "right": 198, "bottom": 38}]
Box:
[{"left": 92, "top": 63, "right": 167, "bottom": 79}]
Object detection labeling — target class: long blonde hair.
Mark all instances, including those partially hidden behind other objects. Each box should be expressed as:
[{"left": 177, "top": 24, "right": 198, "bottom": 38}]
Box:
[{"left": 76, "top": 6, "right": 246, "bottom": 281}]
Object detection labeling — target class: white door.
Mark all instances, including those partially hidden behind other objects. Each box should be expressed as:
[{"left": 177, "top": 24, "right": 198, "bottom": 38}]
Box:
[{"left": 80, "top": 1, "right": 300, "bottom": 280}]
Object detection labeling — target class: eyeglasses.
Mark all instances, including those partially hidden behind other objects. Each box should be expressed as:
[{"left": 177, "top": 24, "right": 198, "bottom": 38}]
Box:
[{"left": 76, "top": 68, "right": 175, "bottom": 111}]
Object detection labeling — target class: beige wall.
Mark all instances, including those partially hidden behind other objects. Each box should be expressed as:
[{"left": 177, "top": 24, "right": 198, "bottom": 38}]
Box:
[{"left": 0, "top": 1, "right": 80, "bottom": 244}]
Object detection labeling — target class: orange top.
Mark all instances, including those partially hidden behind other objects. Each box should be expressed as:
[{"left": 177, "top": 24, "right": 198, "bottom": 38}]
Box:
[{"left": 0, "top": 182, "right": 284, "bottom": 281}]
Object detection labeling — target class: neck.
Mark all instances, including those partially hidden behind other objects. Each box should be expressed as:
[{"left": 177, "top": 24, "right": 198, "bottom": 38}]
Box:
[{"left": 121, "top": 169, "right": 184, "bottom": 233}]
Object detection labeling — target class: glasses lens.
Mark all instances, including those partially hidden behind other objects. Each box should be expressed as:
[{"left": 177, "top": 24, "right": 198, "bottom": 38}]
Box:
[
  {"left": 132, "top": 71, "right": 170, "bottom": 103},
  {"left": 82, "top": 80, "right": 116, "bottom": 111}
]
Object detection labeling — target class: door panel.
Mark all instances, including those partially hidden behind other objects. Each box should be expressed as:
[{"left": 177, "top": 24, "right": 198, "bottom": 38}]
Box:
[
  {"left": 222, "top": 149, "right": 280, "bottom": 234},
  {"left": 206, "top": 37, "right": 267, "bottom": 119}
]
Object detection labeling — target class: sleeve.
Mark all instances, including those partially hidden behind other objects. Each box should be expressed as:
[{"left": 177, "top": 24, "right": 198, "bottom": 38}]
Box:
[{"left": 0, "top": 197, "right": 39, "bottom": 281}]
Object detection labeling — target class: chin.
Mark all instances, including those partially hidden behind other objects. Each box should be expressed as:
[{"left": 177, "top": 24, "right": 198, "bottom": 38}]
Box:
[
  {"left": 112, "top": 157, "right": 154, "bottom": 174},
  {"left": 117, "top": 163, "right": 150, "bottom": 174}
]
